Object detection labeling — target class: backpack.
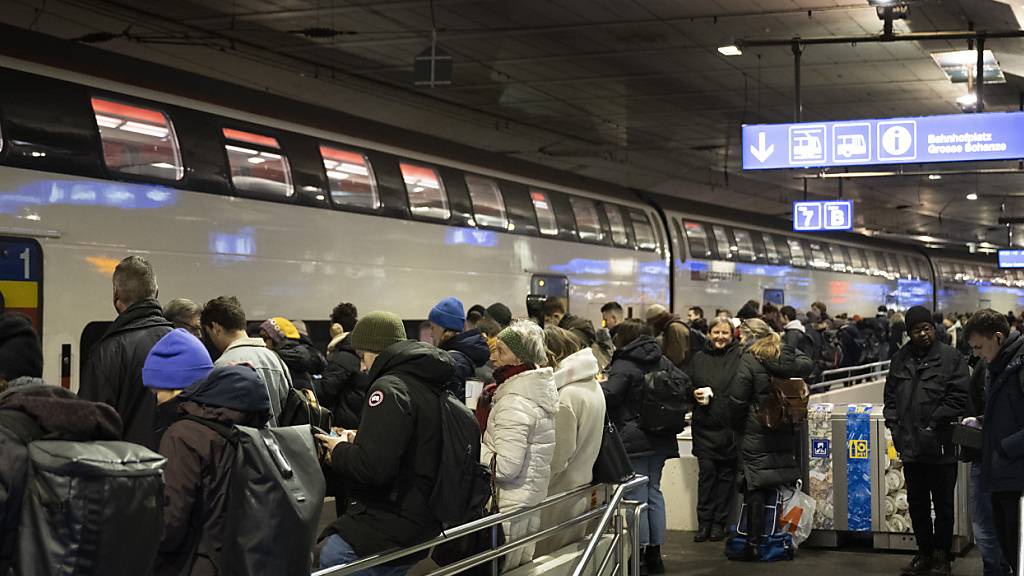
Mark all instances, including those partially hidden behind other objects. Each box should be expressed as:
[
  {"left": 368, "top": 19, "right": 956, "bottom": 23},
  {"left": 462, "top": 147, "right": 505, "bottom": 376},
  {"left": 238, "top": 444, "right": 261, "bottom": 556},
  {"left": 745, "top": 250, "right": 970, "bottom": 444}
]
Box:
[
  {"left": 637, "top": 361, "right": 689, "bottom": 437},
  {"left": 278, "top": 386, "right": 333, "bottom": 431},
  {"left": 187, "top": 419, "right": 325, "bottom": 576},
  {"left": 757, "top": 377, "right": 810, "bottom": 430},
  {"left": 818, "top": 330, "right": 843, "bottom": 372},
  {"left": 0, "top": 410, "right": 167, "bottom": 576},
  {"left": 429, "top": 391, "right": 491, "bottom": 527}
]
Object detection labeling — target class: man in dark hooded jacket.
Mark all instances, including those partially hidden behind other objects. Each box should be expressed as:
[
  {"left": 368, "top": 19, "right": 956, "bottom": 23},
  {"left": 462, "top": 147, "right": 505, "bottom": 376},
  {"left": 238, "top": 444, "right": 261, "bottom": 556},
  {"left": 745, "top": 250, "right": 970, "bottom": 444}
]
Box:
[
  {"left": 884, "top": 306, "right": 969, "bottom": 576},
  {"left": 155, "top": 364, "right": 271, "bottom": 576},
  {"left": 321, "top": 302, "right": 369, "bottom": 429},
  {"left": 316, "top": 311, "right": 454, "bottom": 573},
  {"left": 428, "top": 297, "right": 490, "bottom": 401},
  {"left": 79, "top": 255, "right": 173, "bottom": 449}
]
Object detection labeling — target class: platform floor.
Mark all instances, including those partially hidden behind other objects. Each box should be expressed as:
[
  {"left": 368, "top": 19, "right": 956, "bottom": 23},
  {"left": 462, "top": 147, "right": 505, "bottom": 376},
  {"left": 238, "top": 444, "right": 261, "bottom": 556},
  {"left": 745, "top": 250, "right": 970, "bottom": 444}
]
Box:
[{"left": 662, "top": 531, "right": 982, "bottom": 576}]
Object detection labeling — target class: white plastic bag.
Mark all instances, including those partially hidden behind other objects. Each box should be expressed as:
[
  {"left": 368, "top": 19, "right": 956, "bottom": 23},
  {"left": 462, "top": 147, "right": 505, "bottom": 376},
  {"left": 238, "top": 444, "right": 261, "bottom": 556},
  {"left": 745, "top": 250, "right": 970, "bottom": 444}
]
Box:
[{"left": 778, "top": 481, "right": 817, "bottom": 547}]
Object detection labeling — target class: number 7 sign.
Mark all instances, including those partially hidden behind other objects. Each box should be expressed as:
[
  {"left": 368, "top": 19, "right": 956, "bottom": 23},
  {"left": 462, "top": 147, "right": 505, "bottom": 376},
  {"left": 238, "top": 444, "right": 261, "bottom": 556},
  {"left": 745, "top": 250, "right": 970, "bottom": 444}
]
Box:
[{"left": 793, "top": 202, "right": 822, "bottom": 231}]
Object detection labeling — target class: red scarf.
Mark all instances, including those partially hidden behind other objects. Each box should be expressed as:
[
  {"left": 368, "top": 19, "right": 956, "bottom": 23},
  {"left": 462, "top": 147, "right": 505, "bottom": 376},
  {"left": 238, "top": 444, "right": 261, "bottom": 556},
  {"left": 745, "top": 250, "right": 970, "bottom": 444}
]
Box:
[{"left": 475, "top": 363, "right": 536, "bottom": 431}]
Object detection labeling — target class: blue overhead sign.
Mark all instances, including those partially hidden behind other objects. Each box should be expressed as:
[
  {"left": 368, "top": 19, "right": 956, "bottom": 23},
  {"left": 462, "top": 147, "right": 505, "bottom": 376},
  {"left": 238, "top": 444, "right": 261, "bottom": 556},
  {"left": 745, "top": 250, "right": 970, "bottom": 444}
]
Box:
[
  {"left": 743, "top": 111, "right": 1024, "bottom": 170},
  {"left": 793, "top": 200, "right": 853, "bottom": 232},
  {"left": 998, "top": 250, "right": 1024, "bottom": 269}
]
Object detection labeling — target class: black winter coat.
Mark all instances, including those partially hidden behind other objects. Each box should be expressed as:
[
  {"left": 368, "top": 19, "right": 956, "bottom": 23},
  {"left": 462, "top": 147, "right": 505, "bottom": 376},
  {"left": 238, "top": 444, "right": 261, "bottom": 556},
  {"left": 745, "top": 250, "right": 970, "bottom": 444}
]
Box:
[
  {"left": 319, "top": 335, "right": 370, "bottom": 430},
  {"left": 601, "top": 335, "right": 684, "bottom": 458},
  {"left": 728, "top": 344, "right": 813, "bottom": 491},
  {"left": 327, "top": 340, "right": 454, "bottom": 560},
  {"left": 0, "top": 382, "right": 122, "bottom": 575},
  {"left": 439, "top": 329, "right": 490, "bottom": 400},
  {"left": 276, "top": 338, "right": 326, "bottom": 392},
  {"left": 686, "top": 341, "right": 742, "bottom": 461},
  {"left": 79, "top": 298, "right": 173, "bottom": 449},
  {"left": 883, "top": 340, "right": 969, "bottom": 464},
  {"left": 982, "top": 332, "right": 1024, "bottom": 491}
]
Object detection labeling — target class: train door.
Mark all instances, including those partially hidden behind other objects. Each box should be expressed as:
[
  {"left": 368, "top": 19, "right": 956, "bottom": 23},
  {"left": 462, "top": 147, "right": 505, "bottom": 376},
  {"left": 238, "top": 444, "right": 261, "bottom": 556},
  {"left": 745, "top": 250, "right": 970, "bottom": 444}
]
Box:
[{"left": 0, "top": 238, "right": 50, "bottom": 382}]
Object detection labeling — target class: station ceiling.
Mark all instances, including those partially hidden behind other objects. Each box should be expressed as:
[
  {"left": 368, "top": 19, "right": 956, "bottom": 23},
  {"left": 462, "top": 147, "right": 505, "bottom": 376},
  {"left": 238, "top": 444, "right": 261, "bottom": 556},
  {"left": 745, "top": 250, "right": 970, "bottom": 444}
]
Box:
[{"left": 5, "top": 0, "right": 1024, "bottom": 250}]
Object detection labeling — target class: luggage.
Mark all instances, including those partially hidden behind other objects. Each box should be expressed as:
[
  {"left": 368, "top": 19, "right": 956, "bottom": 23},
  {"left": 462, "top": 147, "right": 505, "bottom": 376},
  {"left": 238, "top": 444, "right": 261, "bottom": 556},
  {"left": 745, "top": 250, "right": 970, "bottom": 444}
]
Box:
[
  {"left": 757, "top": 377, "right": 809, "bottom": 430},
  {"left": 724, "top": 488, "right": 795, "bottom": 562},
  {"left": 189, "top": 419, "right": 325, "bottom": 576},
  {"left": 637, "top": 364, "right": 689, "bottom": 437},
  {"left": 279, "top": 386, "right": 333, "bottom": 431},
  {"left": 592, "top": 414, "right": 635, "bottom": 485},
  {"left": 17, "top": 439, "right": 167, "bottom": 576}
]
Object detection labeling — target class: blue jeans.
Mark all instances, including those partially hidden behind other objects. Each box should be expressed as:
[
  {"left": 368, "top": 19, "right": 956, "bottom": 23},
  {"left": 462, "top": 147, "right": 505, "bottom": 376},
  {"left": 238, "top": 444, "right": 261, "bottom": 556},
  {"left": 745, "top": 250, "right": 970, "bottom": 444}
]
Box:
[
  {"left": 972, "top": 463, "right": 1009, "bottom": 576},
  {"left": 626, "top": 449, "right": 669, "bottom": 547},
  {"left": 319, "top": 534, "right": 411, "bottom": 576}
]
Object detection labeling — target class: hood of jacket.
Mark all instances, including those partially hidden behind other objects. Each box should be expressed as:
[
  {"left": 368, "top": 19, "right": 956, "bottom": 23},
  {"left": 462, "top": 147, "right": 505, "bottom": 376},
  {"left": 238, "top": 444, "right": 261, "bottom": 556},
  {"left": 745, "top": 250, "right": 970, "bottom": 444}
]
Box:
[
  {"left": 276, "top": 339, "right": 316, "bottom": 372},
  {"left": 614, "top": 335, "right": 662, "bottom": 367},
  {"left": 559, "top": 314, "right": 598, "bottom": 347},
  {"left": 180, "top": 364, "right": 271, "bottom": 421},
  {"left": 0, "top": 383, "right": 122, "bottom": 440},
  {"left": 369, "top": 339, "right": 455, "bottom": 392},
  {"left": 784, "top": 320, "right": 805, "bottom": 333},
  {"left": 327, "top": 331, "right": 349, "bottom": 354},
  {"left": 494, "top": 365, "right": 559, "bottom": 416},
  {"left": 104, "top": 298, "right": 173, "bottom": 341},
  {"left": 760, "top": 345, "right": 811, "bottom": 379},
  {"left": 440, "top": 329, "right": 490, "bottom": 367},
  {"left": 553, "top": 347, "right": 600, "bottom": 390}
]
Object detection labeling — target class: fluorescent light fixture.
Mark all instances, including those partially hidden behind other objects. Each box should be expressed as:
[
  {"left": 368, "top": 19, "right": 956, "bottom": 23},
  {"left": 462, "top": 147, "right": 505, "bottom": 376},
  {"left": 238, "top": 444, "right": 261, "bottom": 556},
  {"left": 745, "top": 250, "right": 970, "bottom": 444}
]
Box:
[
  {"left": 120, "top": 121, "right": 168, "bottom": 138},
  {"left": 717, "top": 45, "right": 742, "bottom": 56},
  {"left": 928, "top": 174, "right": 942, "bottom": 180},
  {"left": 226, "top": 145, "right": 258, "bottom": 155},
  {"left": 340, "top": 163, "right": 369, "bottom": 176},
  {"left": 326, "top": 170, "right": 349, "bottom": 180},
  {"left": 966, "top": 192, "right": 979, "bottom": 200},
  {"left": 247, "top": 157, "right": 266, "bottom": 165},
  {"left": 150, "top": 162, "right": 175, "bottom": 169},
  {"left": 931, "top": 49, "right": 1005, "bottom": 84},
  {"left": 95, "top": 114, "right": 123, "bottom": 128}
]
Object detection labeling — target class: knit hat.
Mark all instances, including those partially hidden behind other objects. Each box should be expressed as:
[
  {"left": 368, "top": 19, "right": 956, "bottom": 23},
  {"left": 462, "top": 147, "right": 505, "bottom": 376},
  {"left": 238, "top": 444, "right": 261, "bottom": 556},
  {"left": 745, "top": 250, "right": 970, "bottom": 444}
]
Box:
[
  {"left": 737, "top": 301, "right": 760, "bottom": 320},
  {"left": 181, "top": 364, "right": 271, "bottom": 417},
  {"left": 905, "top": 306, "right": 934, "bottom": 332},
  {"left": 260, "top": 317, "right": 300, "bottom": 346},
  {"left": 143, "top": 328, "right": 214, "bottom": 390},
  {"left": 0, "top": 313, "right": 42, "bottom": 381},
  {"left": 645, "top": 304, "right": 668, "bottom": 322},
  {"left": 429, "top": 297, "right": 466, "bottom": 332},
  {"left": 350, "top": 311, "right": 407, "bottom": 353},
  {"left": 486, "top": 303, "right": 513, "bottom": 327},
  {"left": 496, "top": 326, "right": 529, "bottom": 364}
]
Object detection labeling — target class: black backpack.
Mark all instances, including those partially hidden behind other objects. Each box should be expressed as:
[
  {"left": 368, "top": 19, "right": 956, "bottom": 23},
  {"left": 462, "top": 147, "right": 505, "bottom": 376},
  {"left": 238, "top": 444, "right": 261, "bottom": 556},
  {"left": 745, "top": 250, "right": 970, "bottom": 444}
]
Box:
[
  {"left": 0, "top": 410, "right": 166, "bottom": 576},
  {"left": 637, "top": 360, "right": 690, "bottom": 437},
  {"left": 278, "top": 386, "right": 334, "bottom": 431},
  {"left": 429, "top": 391, "right": 491, "bottom": 527},
  {"left": 818, "top": 329, "right": 843, "bottom": 372},
  {"left": 187, "top": 419, "right": 325, "bottom": 576}
]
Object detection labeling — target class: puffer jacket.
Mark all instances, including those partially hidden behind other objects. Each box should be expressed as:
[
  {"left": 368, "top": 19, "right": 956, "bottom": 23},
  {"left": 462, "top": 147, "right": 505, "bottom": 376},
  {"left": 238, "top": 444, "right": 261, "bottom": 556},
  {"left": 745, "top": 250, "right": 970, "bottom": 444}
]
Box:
[
  {"left": 686, "top": 340, "right": 742, "bottom": 461},
  {"left": 883, "top": 339, "right": 969, "bottom": 464},
  {"left": 276, "top": 338, "right": 326, "bottom": 392},
  {"left": 602, "top": 335, "right": 683, "bottom": 457},
  {"left": 982, "top": 331, "right": 1024, "bottom": 491},
  {"left": 318, "top": 333, "right": 369, "bottom": 430},
  {"left": 729, "top": 344, "right": 814, "bottom": 491},
  {"left": 440, "top": 329, "right": 490, "bottom": 400},
  {"left": 481, "top": 366, "right": 559, "bottom": 510},
  {"left": 547, "top": 347, "right": 606, "bottom": 496}
]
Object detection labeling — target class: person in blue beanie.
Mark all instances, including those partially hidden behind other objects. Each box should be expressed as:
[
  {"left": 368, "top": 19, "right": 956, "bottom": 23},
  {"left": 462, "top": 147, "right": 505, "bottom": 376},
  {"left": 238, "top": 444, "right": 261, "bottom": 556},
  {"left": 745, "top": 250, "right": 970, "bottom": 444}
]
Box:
[
  {"left": 428, "top": 297, "right": 491, "bottom": 400},
  {"left": 142, "top": 328, "right": 214, "bottom": 446}
]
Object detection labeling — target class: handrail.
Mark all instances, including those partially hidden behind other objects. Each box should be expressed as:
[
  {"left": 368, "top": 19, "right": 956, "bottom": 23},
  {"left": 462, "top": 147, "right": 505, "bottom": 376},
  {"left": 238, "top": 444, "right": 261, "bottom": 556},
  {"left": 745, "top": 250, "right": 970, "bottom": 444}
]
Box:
[
  {"left": 314, "top": 476, "right": 649, "bottom": 576},
  {"left": 811, "top": 360, "right": 890, "bottom": 392},
  {"left": 571, "top": 477, "right": 649, "bottom": 576}
]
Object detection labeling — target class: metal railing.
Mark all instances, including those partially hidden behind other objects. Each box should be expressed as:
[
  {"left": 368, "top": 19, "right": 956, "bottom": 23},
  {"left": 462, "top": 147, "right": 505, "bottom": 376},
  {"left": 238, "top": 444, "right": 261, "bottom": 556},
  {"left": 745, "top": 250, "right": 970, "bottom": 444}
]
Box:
[
  {"left": 811, "top": 360, "right": 890, "bottom": 392},
  {"left": 313, "top": 475, "right": 649, "bottom": 576}
]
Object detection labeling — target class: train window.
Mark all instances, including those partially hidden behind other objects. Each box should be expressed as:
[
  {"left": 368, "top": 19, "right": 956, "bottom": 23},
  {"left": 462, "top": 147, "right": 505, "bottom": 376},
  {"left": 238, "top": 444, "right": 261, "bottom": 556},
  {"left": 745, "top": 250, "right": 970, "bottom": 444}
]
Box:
[
  {"left": 774, "top": 236, "right": 792, "bottom": 263},
  {"left": 603, "top": 204, "right": 629, "bottom": 246},
  {"left": 898, "top": 255, "right": 914, "bottom": 278},
  {"left": 530, "top": 190, "right": 559, "bottom": 236},
  {"left": 807, "top": 242, "right": 831, "bottom": 269},
  {"left": 400, "top": 163, "right": 450, "bottom": 220},
  {"left": 711, "top": 225, "right": 733, "bottom": 259},
  {"left": 92, "top": 97, "right": 183, "bottom": 180},
  {"left": 319, "top": 145, "right": 379, "bottom": 210},
  {"left": 222, "top": 128, "right": 294, "bottom": 197},
  {"left": 851, "top": 248, "right": 869, "bottom": 272},
  {"left": 761, "top": 233, "right": 780, "bottom": 263},
  {"left": 464, "top": 175, "right": 507, "bottom": 229},
  {"left": 631, "top": 210, "right": 658, "bottom": 251},
  {"left": 570, "top": 197, "right": 605, "bottom": 242},
  {"left": 918, "top": 259, "right": 932, "bottom": 280},
  {"left": 749, "top": 231, "right": 769, "bottom": 262},
  {"left": 786, "top": 238, "right": 807, "bottom": 267},
  {"left": 732, "top": 229, "right": 756, "bottom": 262},
  {"left": 886, "top": 253, "right": 903, "bottom": 277},
  {"left": 683, "top": 222, "right": 711, "bottom": 258},
  {"left": 938, "top": 261, "right": 953, "bottom": 281}
]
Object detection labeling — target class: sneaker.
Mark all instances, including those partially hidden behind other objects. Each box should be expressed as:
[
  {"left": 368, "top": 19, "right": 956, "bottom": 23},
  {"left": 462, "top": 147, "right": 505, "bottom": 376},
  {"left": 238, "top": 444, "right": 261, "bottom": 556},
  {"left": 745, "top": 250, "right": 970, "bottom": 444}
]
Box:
[
  {"left": 645, "top": 545, "right": 665, "bottom": 575},
  {"left": 694, "top": 525, "right": 710, "bottom": 543},
  {"left": 708, "top": 525, "right": 726, "bottom": 542},
  {"left": 901, "top": 554, "right": 933, "bottom": 576},
  {"left": 930, "top": 551, "right": 951, "bottom": 576}
]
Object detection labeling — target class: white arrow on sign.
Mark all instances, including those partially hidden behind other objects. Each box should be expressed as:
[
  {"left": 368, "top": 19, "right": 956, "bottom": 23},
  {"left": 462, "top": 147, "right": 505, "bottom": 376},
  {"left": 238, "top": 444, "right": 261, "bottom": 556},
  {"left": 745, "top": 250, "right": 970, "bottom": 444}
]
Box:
[{"left": 749, "top": 131, "right": 775, "bottom": 163}]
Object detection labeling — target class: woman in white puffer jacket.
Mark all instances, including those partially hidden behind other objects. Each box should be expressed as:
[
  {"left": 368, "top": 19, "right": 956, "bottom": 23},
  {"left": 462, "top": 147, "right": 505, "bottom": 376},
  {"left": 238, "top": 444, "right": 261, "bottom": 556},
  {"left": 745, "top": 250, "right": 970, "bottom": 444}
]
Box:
[{"left": 482, "top": 319, "right": 560, "bottom": 572}]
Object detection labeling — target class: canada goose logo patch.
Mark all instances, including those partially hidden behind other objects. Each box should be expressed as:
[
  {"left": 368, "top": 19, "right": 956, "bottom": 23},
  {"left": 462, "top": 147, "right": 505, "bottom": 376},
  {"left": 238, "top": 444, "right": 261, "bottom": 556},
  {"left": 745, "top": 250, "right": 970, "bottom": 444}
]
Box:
[{"left": 368, "top": 390, "right": 384, "bottom": 407}]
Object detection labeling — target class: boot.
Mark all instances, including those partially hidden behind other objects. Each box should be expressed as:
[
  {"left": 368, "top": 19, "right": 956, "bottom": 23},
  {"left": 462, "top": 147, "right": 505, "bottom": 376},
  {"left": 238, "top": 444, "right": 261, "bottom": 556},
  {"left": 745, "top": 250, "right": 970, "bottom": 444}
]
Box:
[
  {"left": 708, "top": 525, "right": 727, "bottom": 542},
  {"left": 740, "top": 540, "right": 759, "bottom": 562},
  {"left": 645, "top": 545, "right": 665, "bottom": 575},
  {"left": 900, "top": 553, "right": 933, "bottom": 576},
  {"left": 694, "top": 524, "right": 711, "bottom": 543},
  {"left": 929, "top": 551, "right": 951, "bottom": 576}
]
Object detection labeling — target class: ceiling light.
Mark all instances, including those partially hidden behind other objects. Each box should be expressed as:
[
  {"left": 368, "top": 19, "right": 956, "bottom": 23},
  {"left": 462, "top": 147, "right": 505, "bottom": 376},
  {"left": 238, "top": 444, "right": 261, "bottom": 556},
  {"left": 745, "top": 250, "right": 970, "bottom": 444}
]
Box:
[
  {"left": 957, "top": 92, "right": 978, "bottom": 107},
  {"left": 717, "top": 45, "right": 742, "bottom": 56},
  {"left": 928, "top": 174, "right": 942, "bottom": 180},
  {"left": 120, "top": 122, "right": 168, "bottom": 138},
  {"left": 966, "top": 192, "right": 979, "bottom": 200},
  {"left": 931, "top": 50, "right": 1005, "bottom": 84},
  {"left": 247, "top": 157, "right": 265, "bottom": 165}
]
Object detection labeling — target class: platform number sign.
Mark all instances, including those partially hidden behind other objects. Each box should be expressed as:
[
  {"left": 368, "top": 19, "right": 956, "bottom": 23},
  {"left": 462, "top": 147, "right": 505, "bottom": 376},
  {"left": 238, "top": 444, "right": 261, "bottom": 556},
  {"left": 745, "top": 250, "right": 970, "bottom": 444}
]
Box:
[
  {"left": 793, "top": 201, "right": 853, "bottom": 232},
  {"left": 0, "top": 238, "right": 43, "bottom": 334}
]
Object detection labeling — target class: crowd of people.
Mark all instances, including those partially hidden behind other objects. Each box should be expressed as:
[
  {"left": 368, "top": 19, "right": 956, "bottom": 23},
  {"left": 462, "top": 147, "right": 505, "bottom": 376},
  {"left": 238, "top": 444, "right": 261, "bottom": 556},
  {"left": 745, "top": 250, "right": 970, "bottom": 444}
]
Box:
[{"left": 0, "top": 255, "right": 1021, "bottom": 576}]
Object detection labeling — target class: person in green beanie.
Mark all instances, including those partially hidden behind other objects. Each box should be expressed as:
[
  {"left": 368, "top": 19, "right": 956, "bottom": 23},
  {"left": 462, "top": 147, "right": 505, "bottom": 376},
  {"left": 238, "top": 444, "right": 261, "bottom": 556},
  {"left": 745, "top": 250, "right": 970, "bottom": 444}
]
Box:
[{"left": 315, "top": 311, "right": 455, "bottom": 575}]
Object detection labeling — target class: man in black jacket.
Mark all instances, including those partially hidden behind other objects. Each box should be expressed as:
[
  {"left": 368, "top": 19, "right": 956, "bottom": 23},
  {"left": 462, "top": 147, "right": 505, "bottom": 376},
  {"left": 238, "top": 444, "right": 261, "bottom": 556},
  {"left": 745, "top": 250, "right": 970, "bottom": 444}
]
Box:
[
  {"left": 965, "top": 309, "right": 1024, "bottom": 575},
  {"left": 780, "top": 306, "right": 817, "bottom": 374},
  {"left": 884, "top": 306, "right": 969, "bottom": 576},
  {"left": 315, "top": 311, "right": 454, "bottom": 574},
  {"left": 321, "top": 302, "right": 369, "bottom": 429},
  {"left": 79, "top": 256, "right": 172, "bottom": 449}
]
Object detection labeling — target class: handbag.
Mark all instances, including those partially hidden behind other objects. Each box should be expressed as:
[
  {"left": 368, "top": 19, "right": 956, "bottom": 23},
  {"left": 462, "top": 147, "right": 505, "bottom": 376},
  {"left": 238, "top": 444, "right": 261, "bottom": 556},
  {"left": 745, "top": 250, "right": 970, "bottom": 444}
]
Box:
[
  {"left": 432, "top": 455, "right": 506, "bottom": 575},
  {"left": 592, "top": 415, "right": 635, "bottom": 485}
]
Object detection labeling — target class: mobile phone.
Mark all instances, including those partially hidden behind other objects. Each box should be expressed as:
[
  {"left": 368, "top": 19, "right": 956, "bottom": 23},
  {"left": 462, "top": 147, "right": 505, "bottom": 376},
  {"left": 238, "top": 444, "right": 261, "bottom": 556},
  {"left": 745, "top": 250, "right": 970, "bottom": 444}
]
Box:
[{"left": 312, "top": 426, "right": 335, "bottom": 437}]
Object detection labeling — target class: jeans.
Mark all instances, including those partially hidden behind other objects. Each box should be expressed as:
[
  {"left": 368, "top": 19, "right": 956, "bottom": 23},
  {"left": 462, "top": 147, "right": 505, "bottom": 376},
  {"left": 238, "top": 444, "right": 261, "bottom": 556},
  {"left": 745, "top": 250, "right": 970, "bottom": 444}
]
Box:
[
  {"left": 319, "top": 534, "right": 411, "bottom": 576},
  {"left": 972, "top": 463, "right": 1008, "bottom": 576},
  {"left": 626, "top": 449, "right": 669, "bottom": 547},
  {"left": 903, "top": 462, "right": 958, "bottom": 555},
  {"left": 697, "top": 457, "right": 737, "bottom": 528}
]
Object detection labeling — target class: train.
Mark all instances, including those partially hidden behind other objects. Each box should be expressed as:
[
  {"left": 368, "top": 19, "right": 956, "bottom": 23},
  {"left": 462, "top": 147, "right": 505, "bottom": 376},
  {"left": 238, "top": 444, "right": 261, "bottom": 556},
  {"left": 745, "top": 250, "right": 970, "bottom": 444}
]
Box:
[{"left": 0, "top": 52, "right": 1019, "bottom": 391}]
